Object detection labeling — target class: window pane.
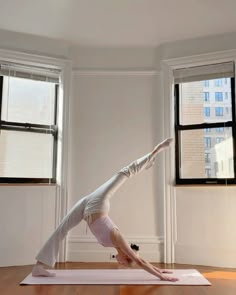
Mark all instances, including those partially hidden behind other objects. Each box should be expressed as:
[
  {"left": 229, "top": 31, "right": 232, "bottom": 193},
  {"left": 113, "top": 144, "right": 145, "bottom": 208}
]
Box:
[
  {"left": 215, "top": 92, "right": 223, "bottom": 101},
  {"left": 179, "top": 78, "right": 232, "bottom": 125},
  {"left": 180, "top": 127, "right": 234, "bottom": 179},
  {"left": 214, "top": 79, "right": 223, "bottom": 87},
  {"left": 203, "top": 92, "right": 209, "bottom": 101},
  {"left": 204, "top": 107, "right": 210, "bottom": 117},
  {"left": 0, "top": 130, "right": 54, "bottom": 178},
  {"left": 215, "top": 107, "right": 223, "bottom": 116},
  {"left": 1, "top": 77, "right": 56, "bottom": 125}
]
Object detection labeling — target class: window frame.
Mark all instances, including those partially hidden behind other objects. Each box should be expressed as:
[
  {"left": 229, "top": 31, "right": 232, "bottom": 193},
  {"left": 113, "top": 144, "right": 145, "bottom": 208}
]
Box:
[
  {"left": 0, "top": 75, "right": 58, "bottom": 183},
  {"left": 174, "top": 77, "right": 236, "bottom": 185}
]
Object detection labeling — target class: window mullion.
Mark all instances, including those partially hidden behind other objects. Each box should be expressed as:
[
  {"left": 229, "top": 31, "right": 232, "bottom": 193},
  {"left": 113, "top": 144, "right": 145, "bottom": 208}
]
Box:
[
  {"left": 176, "top": 121, "right": 234, "bottom": 131},
  {"left": 175, "top": 84, "right": 181, "bottom": 181},
  {"left": 0, "top": 120, "right": 56, "bottom": 129},
  {"left": 0, "top": 121, "right": 57, "bottom": 135},
  {"left": 52, "top": 84, "right": 59, "bottom": 181},
  {"left": 231, "top": 78, "right": 236, "bottom": 180},
  {"left": 0, "top": 76, "right": 3, "bottom": 122}
]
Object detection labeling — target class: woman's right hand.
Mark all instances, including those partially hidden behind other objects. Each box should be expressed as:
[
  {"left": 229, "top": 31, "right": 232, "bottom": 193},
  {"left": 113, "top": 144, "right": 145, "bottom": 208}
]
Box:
[{"left": 160, "top": 274, "right": 179, "bottom": 282}]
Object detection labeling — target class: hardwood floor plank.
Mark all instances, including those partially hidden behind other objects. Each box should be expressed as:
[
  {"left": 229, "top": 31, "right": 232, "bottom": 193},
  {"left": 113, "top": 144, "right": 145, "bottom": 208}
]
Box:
[{"left": 0, "top": 263, "right": 235, "bottom": 295}]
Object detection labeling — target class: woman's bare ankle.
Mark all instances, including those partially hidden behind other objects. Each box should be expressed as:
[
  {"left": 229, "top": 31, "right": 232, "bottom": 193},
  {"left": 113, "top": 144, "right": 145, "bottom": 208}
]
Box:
[
  {"left": 32, "top": 263, "right": 56, "bottom": 277},
  {"left": 36, "top": 261, "right": 44, "bottom": 266}
]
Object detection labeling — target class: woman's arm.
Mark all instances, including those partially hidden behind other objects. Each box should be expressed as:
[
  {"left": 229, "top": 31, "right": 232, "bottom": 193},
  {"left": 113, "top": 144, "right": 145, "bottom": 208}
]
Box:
[{"left": 111, "top": 229, "right": 178, "bottom": 282}]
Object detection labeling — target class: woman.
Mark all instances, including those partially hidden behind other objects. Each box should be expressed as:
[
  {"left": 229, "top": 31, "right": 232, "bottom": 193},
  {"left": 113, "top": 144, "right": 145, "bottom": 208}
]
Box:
[{"left": 32, "top": 138, "right": 178, "bottom": 282}]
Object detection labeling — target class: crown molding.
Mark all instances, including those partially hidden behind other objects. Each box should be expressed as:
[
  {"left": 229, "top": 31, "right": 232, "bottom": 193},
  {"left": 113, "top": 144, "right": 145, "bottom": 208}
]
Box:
[{"left": 72, "top": 68, "right": 161, "bottom": 76}]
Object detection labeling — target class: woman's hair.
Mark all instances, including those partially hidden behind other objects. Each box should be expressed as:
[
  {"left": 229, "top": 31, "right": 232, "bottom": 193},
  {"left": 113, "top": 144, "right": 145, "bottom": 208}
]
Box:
[{"left": 130, "top": 243, "right": 139, "bottom": 251}]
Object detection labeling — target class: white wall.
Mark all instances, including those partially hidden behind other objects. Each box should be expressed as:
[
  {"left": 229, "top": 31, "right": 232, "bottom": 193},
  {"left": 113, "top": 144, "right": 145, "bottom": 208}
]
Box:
[
  {"left": 0, "top": 186, "right": 56, "bottom": 266},
  {"left": 175, "top": 187, "right": 236, "bottom": 268},
  {"left": 70, "top": 47, "right": 158, "bottom": 70},
  {"left": 67, "top": 70, "right": 165, "bottom": 262}
]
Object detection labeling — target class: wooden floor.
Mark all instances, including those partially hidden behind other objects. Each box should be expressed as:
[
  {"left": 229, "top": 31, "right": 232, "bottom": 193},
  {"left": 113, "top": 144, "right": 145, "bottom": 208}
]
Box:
[{"left": 1, "top": 262, "right": 236, "bottom": 295}]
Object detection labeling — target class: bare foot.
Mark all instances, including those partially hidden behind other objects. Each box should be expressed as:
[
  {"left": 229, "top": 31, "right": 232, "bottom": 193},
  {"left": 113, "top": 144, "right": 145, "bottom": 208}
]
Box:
[
  {"left": 152, "top": 138, "right": 173, "bottom": 155},
  {"left": 32, "top": 264, "right": 56, "bottom": 277}
]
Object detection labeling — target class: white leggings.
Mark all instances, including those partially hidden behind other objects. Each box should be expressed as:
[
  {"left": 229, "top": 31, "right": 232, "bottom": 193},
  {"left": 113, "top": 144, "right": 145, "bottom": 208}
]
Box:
[{"left": 35, "top": 150, "right": 156, "bottom": 267}]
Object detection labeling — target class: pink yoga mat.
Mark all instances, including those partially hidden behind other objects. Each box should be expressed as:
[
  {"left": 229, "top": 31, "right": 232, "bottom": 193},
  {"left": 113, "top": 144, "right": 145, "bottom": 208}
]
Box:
[{"left": 20, "top": 269, "right": 211, "bottom": 285}]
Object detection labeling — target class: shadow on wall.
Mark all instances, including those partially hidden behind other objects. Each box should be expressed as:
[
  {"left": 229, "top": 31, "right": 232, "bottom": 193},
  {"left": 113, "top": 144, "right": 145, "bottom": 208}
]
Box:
[{"left": 150, "top": 70, "right": 165, "bottom": 238}]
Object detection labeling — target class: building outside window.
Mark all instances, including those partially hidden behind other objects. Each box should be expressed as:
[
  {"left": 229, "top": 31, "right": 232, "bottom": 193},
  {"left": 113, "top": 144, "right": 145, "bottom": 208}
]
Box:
[
  {"left": 215, "top": 92, "right": 223, "bottom": 101},
  {"left": 204, "top": 137, "right": 211, "bottom": 148},
  {"left": 205, "top": 168, "right": 211, "bottom": 177},
  {"left": 205, "top": 128, "right": 211, "bottom": 133},
  {"left": 203, "top": 92, "right": 210, "bottom": 101},
  {"left": 214, "top": 79, "right": 223, "bottom": 87},
  {"left": 205, "top": 153, "right": 211, "bottom": 163},
  {"left": 174, "top": 61, "right": 235, "bottom": 184},
  {"left": 216, "top": 127, "right": 224, "bottom": 132},
  {"left": 216, "top": 137, "right": 224, "bottom": 144},
  {"left": 214, "top": 162, "right": 219, "bottom": 173},
  {"left": 204, "top": 107, "right": 210, "bottom": 117},
  {"left": 215, "top": 107, "right": 224, "bottom": 116}
]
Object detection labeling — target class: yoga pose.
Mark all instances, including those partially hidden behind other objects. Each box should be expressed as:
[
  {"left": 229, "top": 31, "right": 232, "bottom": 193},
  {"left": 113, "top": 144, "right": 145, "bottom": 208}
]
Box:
[{"left": 32, "top": 138, "right": 178, "bottom": 282}]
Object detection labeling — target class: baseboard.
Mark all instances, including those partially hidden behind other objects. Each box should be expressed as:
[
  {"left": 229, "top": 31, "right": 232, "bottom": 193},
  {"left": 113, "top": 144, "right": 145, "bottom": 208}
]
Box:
[{"left": 67, "top": 235, "right": 164, "bottom": 263}]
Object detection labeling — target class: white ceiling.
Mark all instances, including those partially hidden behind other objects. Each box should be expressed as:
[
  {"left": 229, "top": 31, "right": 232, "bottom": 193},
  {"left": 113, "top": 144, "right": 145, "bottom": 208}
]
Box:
[{"left": 0, "top": 0, "right": 236, "bottom": 47}]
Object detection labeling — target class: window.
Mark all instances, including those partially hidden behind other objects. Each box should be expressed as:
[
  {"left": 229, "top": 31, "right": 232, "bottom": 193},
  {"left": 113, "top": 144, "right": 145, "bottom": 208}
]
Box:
[
  {"left": 214, "top": 79, "right": 223, "bottom": 86},
  {"left": 214, "top": 162, "right": 219, "bottom": 173},
  {"left": 203, "top": 92, "right": 210, "bottom": 101},
  {"left": 215, "top": 137, "right": 224, "bottom": 144},
  {"left": 216, "top": 127, "right": 224, "bottom": 132},
  {"left": 221, "top": 160, "right": 224, "bottom": 171},
  {"left": 229, "top": 158, "right": 234, "bottom": 173},
  {"left": 205, "top": 168, "right": 211, "bottom": 177},
  {"left": 204, "top": 137, "right": 211, "bottom": 148},
  {"left": 204, "top": 107, "right": 210, "bottom": 117},
  {"left": 215, "top": 92, "right": 223, "bottom": 101},
  {"left": 0, "top": 63, "right": 59, "bottom": 183},
  {"left": 205, "top": 153, "right": 210, "bottom": 163},
  {"left": 215, "top": 107, "right": 223, "bottom": 116},
  {"left": 174, "top": 61, "right": 236, "bottom": 184},
  {"left": 203, "top": 80, "right": 209, "bottom": 87},
  {"left": 225, "top": 92, "right": 228, "bottom": 100}
]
